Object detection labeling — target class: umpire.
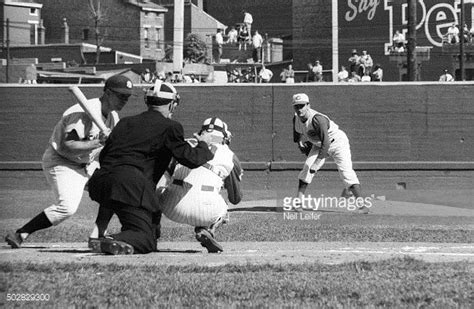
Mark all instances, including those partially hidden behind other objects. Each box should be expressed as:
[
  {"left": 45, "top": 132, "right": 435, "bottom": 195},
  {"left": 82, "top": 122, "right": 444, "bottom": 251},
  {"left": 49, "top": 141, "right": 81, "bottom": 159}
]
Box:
[{"left": 88, "top": 81, "right": 214, "bottom": 255}]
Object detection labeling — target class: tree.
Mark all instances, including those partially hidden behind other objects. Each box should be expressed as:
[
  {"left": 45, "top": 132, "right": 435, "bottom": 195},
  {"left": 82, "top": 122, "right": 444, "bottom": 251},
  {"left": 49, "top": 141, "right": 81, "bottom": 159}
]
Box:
[
  {"left": 88, "top": 0, "right": 108, "bottom": 64},
  {"left": 183, "top": 33, "right": 210, "bottom": 64}
]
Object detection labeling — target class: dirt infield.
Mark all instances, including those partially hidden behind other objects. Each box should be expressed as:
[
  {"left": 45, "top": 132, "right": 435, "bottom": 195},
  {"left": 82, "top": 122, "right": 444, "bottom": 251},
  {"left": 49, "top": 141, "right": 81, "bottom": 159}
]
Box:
[
  {"left": 230, "top": 199, "right": 474, "bottom": 217},
  {"left": 2, "top": 241, "right": 473, "bottom": 266},
  {"left": 2, "top": 198, "right": 473, "bottom": 266}
]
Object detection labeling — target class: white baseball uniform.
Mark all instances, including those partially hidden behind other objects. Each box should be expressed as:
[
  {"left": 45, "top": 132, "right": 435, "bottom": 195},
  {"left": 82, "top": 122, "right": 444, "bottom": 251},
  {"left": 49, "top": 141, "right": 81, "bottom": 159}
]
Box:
[
  {"left": 158, "top": 141, "right": 243, "bottom": 227},
  {"left": 42, "top": 99, "right": 119, "bottom": 225},
  {"left": 293, "top": 108, "right": 359, "bottom": 187}
]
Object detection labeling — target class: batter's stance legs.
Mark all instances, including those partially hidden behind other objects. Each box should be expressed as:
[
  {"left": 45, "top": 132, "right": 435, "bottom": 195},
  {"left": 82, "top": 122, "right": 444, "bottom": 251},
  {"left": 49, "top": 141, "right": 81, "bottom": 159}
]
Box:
[{"left": 5, "top": 211, "right": 53, "bottom": 248}]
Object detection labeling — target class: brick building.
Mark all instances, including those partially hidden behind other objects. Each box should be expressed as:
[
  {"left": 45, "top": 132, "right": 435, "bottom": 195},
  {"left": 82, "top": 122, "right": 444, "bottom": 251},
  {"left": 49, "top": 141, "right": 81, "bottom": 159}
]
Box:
[
  {"left": 1, "top": 0, "right": 44, "bottom": 46},
  {"left": 39, "top": 0, "right": 167, "bottom": 61}
]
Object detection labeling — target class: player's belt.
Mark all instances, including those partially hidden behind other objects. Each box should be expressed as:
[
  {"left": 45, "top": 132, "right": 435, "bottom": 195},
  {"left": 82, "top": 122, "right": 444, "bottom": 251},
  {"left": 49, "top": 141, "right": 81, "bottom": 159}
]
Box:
[
  {"left": 172, "top": 179, "right": 216, "bottom": 192},
  {"left": 202, "top": 163, "right": 226, "bottom": 179}
]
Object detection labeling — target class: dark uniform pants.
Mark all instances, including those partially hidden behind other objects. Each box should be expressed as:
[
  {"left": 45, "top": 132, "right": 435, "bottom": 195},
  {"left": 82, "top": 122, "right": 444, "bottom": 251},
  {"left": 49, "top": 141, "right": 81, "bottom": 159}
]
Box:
[{"left": 101, "top": 200, "right": 157, "bottom": 254}]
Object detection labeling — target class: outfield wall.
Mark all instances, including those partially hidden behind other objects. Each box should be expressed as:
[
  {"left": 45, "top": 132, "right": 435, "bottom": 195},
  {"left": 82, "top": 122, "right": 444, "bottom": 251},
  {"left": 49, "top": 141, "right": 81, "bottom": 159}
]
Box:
[{"left": 0, "top": 83, "right": 473, "bottom": 172}]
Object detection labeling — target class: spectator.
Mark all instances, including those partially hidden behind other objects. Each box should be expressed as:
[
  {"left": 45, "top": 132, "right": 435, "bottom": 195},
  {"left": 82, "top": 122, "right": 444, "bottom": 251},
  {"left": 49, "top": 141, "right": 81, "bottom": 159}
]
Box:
[
  {"left": 371, "top": 64, "right": 383, "bottom": 82},
  {"left": 252, "top": 30, "right": 264, "bottom": 63},
  {"left": 312, "top": 60, "right": 323, "bottom": 82},
  {"left": 470, "top": 25, "right": 474, "bottom": 43},
  {"left": 361, "top": 71, "right": 371, "bottom": 82},
  {"left": 462, "top": 24, "right": 470, "bottom": 43},
  {"left": 348, "top": 49, "right": 360, "bottom": 74},
  {"left": 258, "top": 65, "right": 273, "bottom": 83},
  {"left": 241, "top": 67, "right": 252, "bottom": 82},
  {"left": 337, "top": 66, "right": 349, "bottom": 82},
  {"left": 24, "top": 64, "right": 37, "bottom": 84},
  {"left": 306, "top": 63, "right": 315, "bottom": 82},
  {"left": 156, "top": 71, "right": 166, "bottom": 81},
  {"left": 392, "top": 30, "right": 406, "bottom": 52},
  {"left": 141, "top": 68, "right": 155, "bottom": 83},
  {"left": 282, "top": 64, "right": 295, "bottom": 83},
  {"left": 243, "top": 11, "right": 253, "bottom": 35},
  {"left": 173, "top": 73, "right": 183, "bottom": 83},
  {"left": 190, "top": 74, "right": 200, "bottom": 83},
  {"left": 165, "top": 72, "right": 174, "bottom": 83},
  {"left": 238, "top": 25, "right": 250, "bottom": 51},
  {"left": 215, "top": 29, "right": 224, "bottom": 64},
  {"left": 439, "top": 69, "right": 454, "bottom": 82},
  {"left": 446, "top": 23, "right": 459, "bottom": 44},
  {"left": 183, "top": 75, "right": 192, "bottom": 83},
  {"left": 348, "top": 71, "right": 361, "bottom": 82},
  {"left": 227, "top": 26, "right": 238, "bottom": 45},
  {"left": 359, "top": 50, "right": 373, "bottom": 76}
]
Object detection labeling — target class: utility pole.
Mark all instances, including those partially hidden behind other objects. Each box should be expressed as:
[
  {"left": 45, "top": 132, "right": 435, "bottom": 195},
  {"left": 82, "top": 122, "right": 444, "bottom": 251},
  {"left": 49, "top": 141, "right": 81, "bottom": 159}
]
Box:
[
  {"left": 173, "top": 0, "right": 184, "bottom": 73},
  {"left": 332, "top": 0, "right": 339, "bottom": 83},
  {"left": 6, "top": 18, "right": 10, "bottom": 83},
  {"left": 459, "top": 0, "right": 465, "bottom": 81},
  {"left": 407, "top": 0, "right": 417, "bottom": 81}
]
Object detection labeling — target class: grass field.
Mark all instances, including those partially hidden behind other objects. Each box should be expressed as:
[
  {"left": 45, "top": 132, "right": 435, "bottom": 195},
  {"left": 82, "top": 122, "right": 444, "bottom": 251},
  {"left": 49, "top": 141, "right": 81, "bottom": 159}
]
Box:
[
  {"left": 2, "top": 257, "right": 473, "bottom": 308},
  {"left": 1, "top": 188, "right": 473, "bottom": 308}
]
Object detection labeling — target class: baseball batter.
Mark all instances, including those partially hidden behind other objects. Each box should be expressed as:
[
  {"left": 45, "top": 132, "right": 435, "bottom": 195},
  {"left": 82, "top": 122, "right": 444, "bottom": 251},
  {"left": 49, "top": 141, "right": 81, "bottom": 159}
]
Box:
[
  {"left": 5, "top": 75, "right": 133, "bottom": 248},
  {"left": 158, "top": 118, "right": 243, "bottom": 253},
  {"left": 292, "top": 93, "right": 369, "bottom": 214}
]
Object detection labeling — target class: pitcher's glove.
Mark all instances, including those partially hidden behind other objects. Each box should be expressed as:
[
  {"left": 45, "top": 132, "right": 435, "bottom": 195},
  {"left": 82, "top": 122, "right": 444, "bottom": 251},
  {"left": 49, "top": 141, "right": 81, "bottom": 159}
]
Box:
[{"left": 298, "top": 141, "right": 313, "bottom": 156}]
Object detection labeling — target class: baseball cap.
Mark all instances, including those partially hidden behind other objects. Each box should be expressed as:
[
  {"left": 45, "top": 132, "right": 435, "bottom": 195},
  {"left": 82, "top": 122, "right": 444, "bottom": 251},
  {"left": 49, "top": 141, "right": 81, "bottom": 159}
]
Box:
[
  {"left": 292, "top": 93, "right": 309, "bottom": 105},
  {"left": 105, "top": 75, "right": 133, "bottom": 95}
]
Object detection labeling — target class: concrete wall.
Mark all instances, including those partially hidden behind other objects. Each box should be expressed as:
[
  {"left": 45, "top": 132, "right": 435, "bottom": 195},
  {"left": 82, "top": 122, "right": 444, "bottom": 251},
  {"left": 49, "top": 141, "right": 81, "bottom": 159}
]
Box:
[{"left": 0, "top": 83, "right": 473, "bottom": 170}]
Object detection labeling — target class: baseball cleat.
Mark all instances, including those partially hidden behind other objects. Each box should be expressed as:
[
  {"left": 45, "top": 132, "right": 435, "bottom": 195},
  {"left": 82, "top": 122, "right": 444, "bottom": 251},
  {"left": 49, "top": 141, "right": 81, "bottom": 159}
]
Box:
[
  {"left": 97, "top": 238, "right": 134, "bottom": 255},
  {"left": 195, "top": 228, "right": 223, "bottom": 253},
  {"left": 88, "top": 237, "right": 102, "bottom": 253},
  {"left": 5, "top": 232, "right": 23, "bottom": 249}
]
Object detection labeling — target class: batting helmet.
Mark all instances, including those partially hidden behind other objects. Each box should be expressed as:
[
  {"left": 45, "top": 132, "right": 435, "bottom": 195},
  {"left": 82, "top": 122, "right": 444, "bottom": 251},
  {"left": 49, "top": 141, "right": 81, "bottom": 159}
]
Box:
[
  {"left": 145, "top": 80, "right": 180, "bottom": 106},
  {"left": 200, "top": 117, "right": 232, "bottom": 145}
]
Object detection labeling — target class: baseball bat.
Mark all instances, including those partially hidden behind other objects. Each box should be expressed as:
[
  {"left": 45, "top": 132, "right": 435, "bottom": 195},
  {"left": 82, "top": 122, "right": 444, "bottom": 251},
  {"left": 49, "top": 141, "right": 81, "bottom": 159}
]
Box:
[{"left": 68, "top": 86, "right": 108, "bottom": 133}]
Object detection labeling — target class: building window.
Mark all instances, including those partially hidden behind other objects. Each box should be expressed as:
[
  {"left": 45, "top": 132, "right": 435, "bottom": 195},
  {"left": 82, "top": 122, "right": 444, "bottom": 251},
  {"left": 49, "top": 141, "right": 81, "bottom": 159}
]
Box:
[
  {"left": 83, "top": 29, "right": 89, "bottom": 40},
  {"left": 155, "top": 27, "right": 160, "bottom": 49},
  {"left": 144, "top": 27, "right": 150, "bottom": 48},
  {"left": 29, "top": 23, "right": 38, "bottom": 45},
  {"left": 30, "top": 8, "right": 38, "bottom": 16}
]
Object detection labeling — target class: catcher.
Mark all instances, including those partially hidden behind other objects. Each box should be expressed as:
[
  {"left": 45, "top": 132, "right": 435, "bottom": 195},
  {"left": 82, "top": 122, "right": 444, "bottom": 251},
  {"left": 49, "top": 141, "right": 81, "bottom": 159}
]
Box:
[{"left": 157, "top": 117, "right": 243, "bottom": 253}]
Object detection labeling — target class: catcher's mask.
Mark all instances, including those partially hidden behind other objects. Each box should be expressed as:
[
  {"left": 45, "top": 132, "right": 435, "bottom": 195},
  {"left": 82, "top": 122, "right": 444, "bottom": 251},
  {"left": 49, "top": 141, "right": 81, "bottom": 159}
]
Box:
[
  {"left": 199, "top": 117, "right": 232, "bottom": 145},
  {"left": 145, "top": 80, "right": 180, "bottom": 106}
]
